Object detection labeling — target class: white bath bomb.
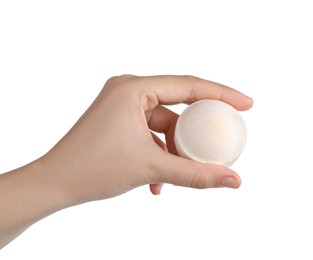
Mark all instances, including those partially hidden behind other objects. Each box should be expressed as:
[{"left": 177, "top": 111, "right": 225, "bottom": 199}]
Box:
[{"left": 174, "top": 100, "right": 247, "bottom": 166}]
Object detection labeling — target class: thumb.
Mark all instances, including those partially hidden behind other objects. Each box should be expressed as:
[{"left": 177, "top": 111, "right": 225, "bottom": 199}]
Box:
[{"left": 154, "top": 152, "right": 241, "bottom": 189}]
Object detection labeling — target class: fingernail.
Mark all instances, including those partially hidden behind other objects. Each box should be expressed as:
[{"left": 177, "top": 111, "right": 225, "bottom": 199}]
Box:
[{"left": 220, "top": 177, "right": 239, "bottom": 188}]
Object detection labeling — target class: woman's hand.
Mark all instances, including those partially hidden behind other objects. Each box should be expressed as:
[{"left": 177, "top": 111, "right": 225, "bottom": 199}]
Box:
[
  {"left": 42, "top": 75, "right": 253, "bottom": 204},
  {"left": 0, "top": 75, "right": 253, "bottom": 248}
]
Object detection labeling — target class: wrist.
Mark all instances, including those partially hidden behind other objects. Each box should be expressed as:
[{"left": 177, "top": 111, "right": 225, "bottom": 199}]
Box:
[
  {"left": 0, "top": 158, "right": 72, "bottom": 247},
  {"left": 33, "top": 156, "right": 78, "bottom": 211}
]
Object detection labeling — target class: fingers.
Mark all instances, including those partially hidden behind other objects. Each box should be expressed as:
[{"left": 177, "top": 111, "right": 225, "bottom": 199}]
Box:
[
  {"left": 152, "top": 151, "right": 241, "bottom": 189},
  {"left": 148, "top": 106, "right": 178, "bottom": 154},
  {"left": 137, "top": 75, "right": 253, "bottom": 111},
  {"left": 147, "top": 104, "right": 241, "bottom": 189}
]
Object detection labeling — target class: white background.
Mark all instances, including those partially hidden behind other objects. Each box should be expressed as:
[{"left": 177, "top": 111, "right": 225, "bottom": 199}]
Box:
[{"left": 1, "top": 0, "right": 312, "bottom": 259}]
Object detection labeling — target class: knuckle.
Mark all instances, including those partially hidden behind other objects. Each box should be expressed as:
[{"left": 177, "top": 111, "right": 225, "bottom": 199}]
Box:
[
  {"left": 183, "top": 75, "right": 198, "bottom": 86},
  {"left": 190, "top": 166, "right": 210, "bottom": 189},
  {"left": 183, "top": 74, "right": 196, "bottom": 80},
  {"left": 105, "top": 75, "right": 118, "bottom": 84},
  {"left": 105, "top": 74, "right": 135, "bottom": 85},
  {"left": 103, "top": 74, "right": 138, "bottom": 93},
  {"left": 119, "top": 73, "right": 136, "bottom": 78},
  {"left": 114, "top": 74, "right": 137, "bottom": 82},
  {"left": 182, "top": 75, "right": 197, "bottom": 100}
]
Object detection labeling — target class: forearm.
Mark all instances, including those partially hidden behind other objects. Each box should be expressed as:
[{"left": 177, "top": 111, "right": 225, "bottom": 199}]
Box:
[{"left": 0, "top": 159, "right": 69, "bottom": 249}]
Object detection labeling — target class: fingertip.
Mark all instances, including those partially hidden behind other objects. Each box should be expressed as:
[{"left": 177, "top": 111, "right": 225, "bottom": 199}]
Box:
[
  {"left": 220, "top": 175, "right": 241, "bottom": 189},
  {"left": 238, "top": 95, "right": 254, "bottom": 111},
  {"left": 245, "top": 95, "right": 254, "bottom": 108},
  {"left": 149, "top": 183, "right": 163, "bottom": 195}
]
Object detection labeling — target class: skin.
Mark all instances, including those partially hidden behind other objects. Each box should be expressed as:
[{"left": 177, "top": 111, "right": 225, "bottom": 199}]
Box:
[{"left": 0, "top": 75, "right": 253, "bottom": 249}]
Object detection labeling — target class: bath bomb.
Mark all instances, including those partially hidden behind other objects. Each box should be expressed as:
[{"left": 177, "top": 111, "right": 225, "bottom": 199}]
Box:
[{"left": 174, "top": 100, "right": 247, "bottom": 166}]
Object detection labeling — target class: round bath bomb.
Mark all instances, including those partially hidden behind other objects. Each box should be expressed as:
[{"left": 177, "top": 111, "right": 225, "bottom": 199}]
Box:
[{"left": 174, "top": 99, "right": 247, "bottom": 166}]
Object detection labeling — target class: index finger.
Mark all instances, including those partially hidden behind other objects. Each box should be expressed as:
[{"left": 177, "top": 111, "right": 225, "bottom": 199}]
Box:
[{"left": 138, "top": 75, "right": 253, "bottom": 111}]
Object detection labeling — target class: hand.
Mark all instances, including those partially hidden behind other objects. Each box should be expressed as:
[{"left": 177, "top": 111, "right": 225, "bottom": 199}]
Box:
[
  {"left": 41, "top": 75, "right": 253, "bottom": 204},
  {"left": 0, "top": 75, "right": 253, "bottom": 248}
]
